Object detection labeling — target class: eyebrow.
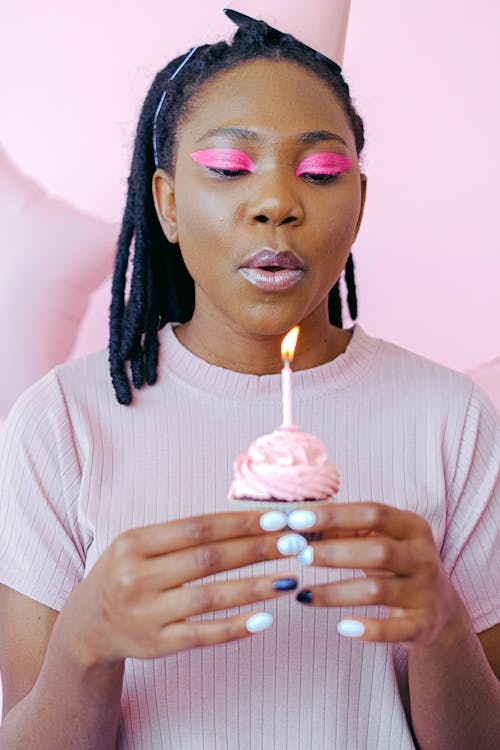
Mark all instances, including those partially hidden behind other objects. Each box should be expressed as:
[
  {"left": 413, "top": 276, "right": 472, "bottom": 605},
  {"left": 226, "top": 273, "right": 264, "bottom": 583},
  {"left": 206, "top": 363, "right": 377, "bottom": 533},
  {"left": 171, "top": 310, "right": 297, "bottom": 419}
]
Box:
[
  {"left": 297, "top": 130, "right": 348, "bottom": 147},
  {"left": 197, "top": 127, "right": 348, "bottom": 147},
  {"left": 197, "top": 128, "right": 259, "bottom": 143}
]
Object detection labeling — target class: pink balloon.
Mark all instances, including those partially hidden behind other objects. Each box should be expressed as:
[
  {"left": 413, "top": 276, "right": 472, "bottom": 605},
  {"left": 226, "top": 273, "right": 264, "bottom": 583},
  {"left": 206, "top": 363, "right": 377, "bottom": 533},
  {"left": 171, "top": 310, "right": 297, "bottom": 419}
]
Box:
[{"left": 0, "top": 146, "right": 117, "bottom": 415}]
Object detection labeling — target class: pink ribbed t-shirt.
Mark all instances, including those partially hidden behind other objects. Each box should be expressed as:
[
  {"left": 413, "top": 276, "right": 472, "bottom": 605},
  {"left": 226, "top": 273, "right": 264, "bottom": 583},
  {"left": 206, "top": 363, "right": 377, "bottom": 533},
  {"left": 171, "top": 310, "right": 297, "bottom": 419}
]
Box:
[{"left": 0, "top": 323, "right": 499, "bottom": 749}]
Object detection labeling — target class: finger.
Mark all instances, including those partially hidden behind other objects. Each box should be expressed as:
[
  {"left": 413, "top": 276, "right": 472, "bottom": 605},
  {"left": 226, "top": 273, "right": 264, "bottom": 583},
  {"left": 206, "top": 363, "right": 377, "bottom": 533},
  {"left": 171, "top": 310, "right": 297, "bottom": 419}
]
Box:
[
  {"left": 149, "top": 574, "right": 298, "bottom": 622},
  {"left": 335, "top": 614, "right": 424, "bottom": 645},
  {"left": 291, "top": 502, "right": 431, "bottom": 541},
  {"left": 295, "top": 576, "right": 427, "bottom": 609},
  {"left": 306, "top": 537, "right": 418, "bottom": 575},
  {"left": 130, "top": 532, "right": 295, "bottom": 590},
  {"left": 118, "top": 510, "right": 273, "bottom": 557},
  {"left": 157, "top": 611, "right": 274, "bottom": 655}
]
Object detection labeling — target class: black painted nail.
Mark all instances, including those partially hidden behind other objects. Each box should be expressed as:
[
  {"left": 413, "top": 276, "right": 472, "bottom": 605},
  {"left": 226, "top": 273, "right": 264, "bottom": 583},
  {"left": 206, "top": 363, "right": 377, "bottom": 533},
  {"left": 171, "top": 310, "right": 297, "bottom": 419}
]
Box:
[
  {"left": 273, "top": 578, "right": 298, "bottom": 591},
  {"left": 296, "top": 589, "right": 313, "bottom": 604},
  {"left": 304, "top": 531, "right": 324, "bottom": 542}
]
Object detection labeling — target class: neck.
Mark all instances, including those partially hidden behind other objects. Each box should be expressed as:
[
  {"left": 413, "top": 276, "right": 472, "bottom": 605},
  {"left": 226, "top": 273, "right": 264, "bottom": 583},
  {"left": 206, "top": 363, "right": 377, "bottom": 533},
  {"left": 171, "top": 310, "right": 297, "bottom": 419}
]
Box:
[{"left": 174, "top": 307, "right": 353, "bottom": 375}]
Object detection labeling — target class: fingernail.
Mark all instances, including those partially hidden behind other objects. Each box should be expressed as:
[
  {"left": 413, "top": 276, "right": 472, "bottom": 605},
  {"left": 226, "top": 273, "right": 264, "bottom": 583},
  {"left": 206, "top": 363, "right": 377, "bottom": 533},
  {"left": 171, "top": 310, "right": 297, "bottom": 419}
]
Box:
[
  {"left": 287, "top": 509, "right": 317, "bottom": 530},
  {"left": 273, "top": 577, "right": 298, "bottom": 591},
  {"left": 337, "top": 619, "right": 365, "bottom": 638},
  {"left": 246, "top": 612, "right": 273, "bottom": 633},
  {"left": 277, "top": 533, "right": 308, "bottom": 555},
  {"left": 297, "top": 545, "right": 314, "bottom": 565},
  {"left": 296, "top": 590, "right": 313, "bottom": 604},
  {"left": 259, "top": 510, "right": 288, "bottom": 531}
]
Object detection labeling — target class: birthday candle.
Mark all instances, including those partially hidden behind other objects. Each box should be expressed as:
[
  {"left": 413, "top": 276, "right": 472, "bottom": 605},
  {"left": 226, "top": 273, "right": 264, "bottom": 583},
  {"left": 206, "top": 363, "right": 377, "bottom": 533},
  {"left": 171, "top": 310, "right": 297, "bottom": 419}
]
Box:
[{"left": 280, "top": 326, "right": 300, "bottom": 429}]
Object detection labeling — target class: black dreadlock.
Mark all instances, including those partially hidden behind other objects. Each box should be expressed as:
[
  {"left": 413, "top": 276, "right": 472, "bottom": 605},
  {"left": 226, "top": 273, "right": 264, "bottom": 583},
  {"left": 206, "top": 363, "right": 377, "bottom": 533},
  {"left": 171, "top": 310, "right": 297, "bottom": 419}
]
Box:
[{"left": 109, "top": 20, "right": 365, "bottom": 405}]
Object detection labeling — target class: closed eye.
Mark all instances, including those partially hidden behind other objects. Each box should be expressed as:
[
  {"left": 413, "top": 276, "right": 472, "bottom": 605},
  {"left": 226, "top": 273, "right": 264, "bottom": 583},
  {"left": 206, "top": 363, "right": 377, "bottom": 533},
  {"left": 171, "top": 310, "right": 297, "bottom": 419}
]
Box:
[
  {"left": 190, "top": 148, "right": 255, "bottom": 175},
  {"left": 300, "top": 172, "right": 341, "bottom": 184},
  {"left": 296, "top": 153, "right": 352, "bottom": 180},
  {"left": 207, "top": 167, "right": 252, "bottom": 178}
]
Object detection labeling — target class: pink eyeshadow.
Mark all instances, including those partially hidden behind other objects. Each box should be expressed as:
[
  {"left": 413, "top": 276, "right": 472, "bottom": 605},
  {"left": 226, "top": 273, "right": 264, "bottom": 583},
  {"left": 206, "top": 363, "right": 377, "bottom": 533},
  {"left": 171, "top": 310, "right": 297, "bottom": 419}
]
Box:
[
  {"left": 296, "top": 153, "right": 352, "bottom": 176},
  {"left": 189, "top": 149, "right": 255, "bottom": 172}
]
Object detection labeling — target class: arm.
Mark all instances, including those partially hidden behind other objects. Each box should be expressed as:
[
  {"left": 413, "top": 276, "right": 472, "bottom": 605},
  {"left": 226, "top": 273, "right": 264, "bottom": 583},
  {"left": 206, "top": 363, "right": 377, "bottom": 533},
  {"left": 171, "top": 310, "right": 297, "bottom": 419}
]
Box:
[
  {"left": 0, "top": 510, "right": 297, "bottom": 749},
  {"left": 406, "top": 382, "right": 500, "bottom": 748},
  {"left": 408, "top": 615, "right": 500, "bottom": 750},
  {"left": 0, "top": 585, "right": 125, "bottom": 750},
  {"left": 291, "top": 502, "right": 500, "bottom": 750}
]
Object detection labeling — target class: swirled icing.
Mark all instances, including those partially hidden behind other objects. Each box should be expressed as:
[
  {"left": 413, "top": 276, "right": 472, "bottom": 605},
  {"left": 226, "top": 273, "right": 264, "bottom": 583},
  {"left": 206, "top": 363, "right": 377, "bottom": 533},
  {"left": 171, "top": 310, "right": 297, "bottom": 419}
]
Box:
[{"left": 228, "top": 427, "right": 340, "bottom": 502}]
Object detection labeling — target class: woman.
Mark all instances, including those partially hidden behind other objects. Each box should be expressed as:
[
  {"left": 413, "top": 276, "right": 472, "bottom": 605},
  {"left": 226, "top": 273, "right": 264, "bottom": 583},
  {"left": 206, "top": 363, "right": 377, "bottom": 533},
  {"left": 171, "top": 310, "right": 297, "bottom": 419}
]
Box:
[{"left": 0, "top": 17, "right": 499, "bottom": 750}]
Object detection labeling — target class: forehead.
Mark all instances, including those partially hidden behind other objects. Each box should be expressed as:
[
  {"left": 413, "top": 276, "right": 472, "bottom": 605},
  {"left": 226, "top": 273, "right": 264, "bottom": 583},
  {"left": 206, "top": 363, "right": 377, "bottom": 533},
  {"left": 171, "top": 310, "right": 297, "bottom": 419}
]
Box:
[{"left": 177, "top": 58, "right": 353, "bottom": 149}]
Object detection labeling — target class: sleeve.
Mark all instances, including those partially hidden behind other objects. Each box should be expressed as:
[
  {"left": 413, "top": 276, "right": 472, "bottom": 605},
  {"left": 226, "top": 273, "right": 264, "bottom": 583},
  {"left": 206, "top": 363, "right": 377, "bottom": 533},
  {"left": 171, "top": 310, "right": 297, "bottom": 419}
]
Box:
[
  {"left": 441, "top": 383, "right": 500, "bottom": 633},
  {"left": 0, "top": 369, "right": 89, "bottom": 611}
]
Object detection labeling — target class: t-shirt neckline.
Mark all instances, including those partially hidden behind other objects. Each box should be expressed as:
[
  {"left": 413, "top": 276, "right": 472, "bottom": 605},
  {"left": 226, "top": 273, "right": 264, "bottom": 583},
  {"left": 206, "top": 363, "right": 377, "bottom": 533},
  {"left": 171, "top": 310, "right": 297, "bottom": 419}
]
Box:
[{"left": 158, "top": 322, "right": 381, "bottom": 400}]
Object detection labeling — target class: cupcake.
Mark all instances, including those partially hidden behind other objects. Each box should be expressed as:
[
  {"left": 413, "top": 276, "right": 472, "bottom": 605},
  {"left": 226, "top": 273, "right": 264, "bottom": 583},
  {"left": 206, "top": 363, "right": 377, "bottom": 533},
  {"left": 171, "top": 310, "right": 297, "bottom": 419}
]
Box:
[{"left": 228, "top": 424, "right": 340, "bottom": 516}]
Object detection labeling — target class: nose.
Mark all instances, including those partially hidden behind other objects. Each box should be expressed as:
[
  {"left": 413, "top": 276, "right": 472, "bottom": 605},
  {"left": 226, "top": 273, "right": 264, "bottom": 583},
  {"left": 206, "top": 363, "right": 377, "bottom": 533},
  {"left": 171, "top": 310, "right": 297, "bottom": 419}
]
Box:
[{"left": 246, "top": 173, "right": 304, "bottom": 227}]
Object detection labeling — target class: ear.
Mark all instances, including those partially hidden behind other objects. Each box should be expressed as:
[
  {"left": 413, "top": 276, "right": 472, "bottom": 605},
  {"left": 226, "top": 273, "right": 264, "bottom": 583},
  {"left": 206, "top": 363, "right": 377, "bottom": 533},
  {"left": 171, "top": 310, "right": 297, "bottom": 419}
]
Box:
[
  {"left": 353, "top": 173, "right": 367, "bottom": 243},
  {"left": 152, "top": 169, "right": 178, "bottom": 243}
]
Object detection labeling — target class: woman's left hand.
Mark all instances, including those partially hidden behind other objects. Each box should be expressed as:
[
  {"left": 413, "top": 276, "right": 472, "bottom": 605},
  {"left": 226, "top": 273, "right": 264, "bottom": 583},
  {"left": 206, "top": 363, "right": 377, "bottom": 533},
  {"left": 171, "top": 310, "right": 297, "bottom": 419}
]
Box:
[{"left": 285, "top": 502, "right": 467, "bottom": 649}]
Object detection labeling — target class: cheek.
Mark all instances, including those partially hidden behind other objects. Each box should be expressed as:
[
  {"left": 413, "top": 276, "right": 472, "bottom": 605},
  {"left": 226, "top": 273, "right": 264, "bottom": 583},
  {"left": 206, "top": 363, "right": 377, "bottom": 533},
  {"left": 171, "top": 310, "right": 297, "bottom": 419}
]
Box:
[
  {"left": 328, "top": 183, "right": 362, "bottom": 241},
  {"left": 176, "top": 183, "right": 237, "bottom": 240},
  {"left": 314, "top": 192, "right": 361, "bottom": 249},
  {"left": 306, "top": 190, "right": 362, "bottom": 284},
  {"left": 174, "top": 192, "right": 231, "bottom": 286}
]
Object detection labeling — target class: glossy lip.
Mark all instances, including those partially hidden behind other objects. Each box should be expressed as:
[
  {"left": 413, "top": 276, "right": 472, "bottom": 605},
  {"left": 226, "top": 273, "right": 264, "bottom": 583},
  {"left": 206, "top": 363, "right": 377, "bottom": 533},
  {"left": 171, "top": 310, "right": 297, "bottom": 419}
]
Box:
[
  {"left": 241, "top": 248, "right": 305, "bottom": 271},
  {"left": 239, "top": 248, "right": 305, "bottom": 291},
  {"left": 239, "top": 267, "right": 304, "bottom": 291}
]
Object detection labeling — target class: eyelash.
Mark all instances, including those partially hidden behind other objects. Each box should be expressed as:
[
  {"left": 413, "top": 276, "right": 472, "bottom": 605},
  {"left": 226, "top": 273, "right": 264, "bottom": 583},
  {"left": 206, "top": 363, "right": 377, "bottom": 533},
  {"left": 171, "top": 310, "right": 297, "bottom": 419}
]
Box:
[
  {"left": 208, "top": 168, "right": 251, "bottom": 178},
  {"left": 301, "top": 172, "right": 340, "bottom": 184},
  {"left": 207, "top": 168, "right": 341, "bottom": 183}
]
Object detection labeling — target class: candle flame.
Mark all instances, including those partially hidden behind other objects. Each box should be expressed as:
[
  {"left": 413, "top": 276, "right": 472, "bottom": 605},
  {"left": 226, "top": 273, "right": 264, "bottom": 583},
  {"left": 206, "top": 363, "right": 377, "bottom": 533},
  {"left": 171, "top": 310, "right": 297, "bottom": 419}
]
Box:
[{"left": 281, "top": 326, "right": 300, "bottom": 362}]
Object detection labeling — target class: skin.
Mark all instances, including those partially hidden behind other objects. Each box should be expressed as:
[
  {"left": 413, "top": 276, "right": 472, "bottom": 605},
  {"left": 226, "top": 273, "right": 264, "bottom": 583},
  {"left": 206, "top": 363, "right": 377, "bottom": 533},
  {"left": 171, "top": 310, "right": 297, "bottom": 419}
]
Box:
[
  {"left": 153, "top": 57, "right": 500, "bottom": 746},
  {"left": 0, "top": 512, "right": 298, "bottom": 749},
  {"left": 153, "top": 59, "right": 366, "bottom": 374},
  {"left": 0, "top": 58, "right": 498, "bottom": 749}
]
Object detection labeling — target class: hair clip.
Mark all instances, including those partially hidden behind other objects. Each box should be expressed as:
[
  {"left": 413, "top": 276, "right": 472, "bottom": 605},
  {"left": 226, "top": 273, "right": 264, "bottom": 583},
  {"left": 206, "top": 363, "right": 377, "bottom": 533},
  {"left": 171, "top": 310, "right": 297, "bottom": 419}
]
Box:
[{"left": 153, "top": 46, "right": 202, "bottom": 169}]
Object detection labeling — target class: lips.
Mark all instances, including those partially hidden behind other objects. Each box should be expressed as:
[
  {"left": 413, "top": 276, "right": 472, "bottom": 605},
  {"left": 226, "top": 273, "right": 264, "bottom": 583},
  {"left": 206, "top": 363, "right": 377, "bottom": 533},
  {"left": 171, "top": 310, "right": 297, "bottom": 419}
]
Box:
[
  {"left": 241, "top": 248, "right": 304, "bottom": 271},
  {"left": 239, "top": 248, "right": 305, "bottom": 292}
]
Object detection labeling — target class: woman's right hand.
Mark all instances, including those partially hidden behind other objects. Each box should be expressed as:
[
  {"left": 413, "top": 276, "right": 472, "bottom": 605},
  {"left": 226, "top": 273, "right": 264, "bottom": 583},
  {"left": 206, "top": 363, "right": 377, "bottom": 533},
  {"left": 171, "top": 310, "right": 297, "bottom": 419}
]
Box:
[{"left": 54, "top": 510, "right": 298, "bottom": 667}]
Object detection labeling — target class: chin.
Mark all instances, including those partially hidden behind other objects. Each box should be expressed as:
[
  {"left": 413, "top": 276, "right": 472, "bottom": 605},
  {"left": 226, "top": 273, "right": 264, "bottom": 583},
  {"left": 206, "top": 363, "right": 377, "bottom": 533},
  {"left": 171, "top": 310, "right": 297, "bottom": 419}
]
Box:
[
  {"left": 237, "top": 297, "right": 327, "bottom": 335},
  {"left": 234, "top": 313, "right": 305, "bottom": 338}
]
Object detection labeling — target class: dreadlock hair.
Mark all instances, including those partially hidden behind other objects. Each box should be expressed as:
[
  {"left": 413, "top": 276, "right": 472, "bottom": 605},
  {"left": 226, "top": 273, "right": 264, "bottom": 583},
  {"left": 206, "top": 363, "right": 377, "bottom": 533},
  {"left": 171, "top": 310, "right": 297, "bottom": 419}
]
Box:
[{"left": 109, "top": 20, "right": 365, "bottom": 405}]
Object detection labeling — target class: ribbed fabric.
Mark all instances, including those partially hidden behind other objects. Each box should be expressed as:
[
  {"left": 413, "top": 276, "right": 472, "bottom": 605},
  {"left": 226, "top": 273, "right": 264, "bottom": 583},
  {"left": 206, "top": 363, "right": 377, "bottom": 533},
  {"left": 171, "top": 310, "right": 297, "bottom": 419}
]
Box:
[{"left": 0, "top": 323, "right": 499, "bottom": 750}]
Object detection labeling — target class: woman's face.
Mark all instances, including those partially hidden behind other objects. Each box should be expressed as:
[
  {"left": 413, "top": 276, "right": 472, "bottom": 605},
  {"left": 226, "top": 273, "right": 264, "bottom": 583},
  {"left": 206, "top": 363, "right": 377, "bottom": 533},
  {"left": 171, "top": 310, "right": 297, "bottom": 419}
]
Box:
[{"left": 154, "top": 58, "right": 366, "bottom": 339}]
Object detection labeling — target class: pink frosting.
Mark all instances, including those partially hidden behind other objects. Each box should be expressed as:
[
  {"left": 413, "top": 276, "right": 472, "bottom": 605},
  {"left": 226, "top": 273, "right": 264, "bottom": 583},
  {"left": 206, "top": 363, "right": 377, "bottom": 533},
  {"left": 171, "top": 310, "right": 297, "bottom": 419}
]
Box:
[{"left": 228, "top": 427, "right": 340, "bottom": 502}]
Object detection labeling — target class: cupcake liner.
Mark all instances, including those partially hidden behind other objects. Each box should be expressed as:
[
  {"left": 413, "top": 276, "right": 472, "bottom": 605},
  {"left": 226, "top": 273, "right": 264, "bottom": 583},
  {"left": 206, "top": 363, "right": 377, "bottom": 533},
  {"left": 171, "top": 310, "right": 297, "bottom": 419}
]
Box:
[{"left": 229, "top": 497, "right": 335, "bottom": 514}]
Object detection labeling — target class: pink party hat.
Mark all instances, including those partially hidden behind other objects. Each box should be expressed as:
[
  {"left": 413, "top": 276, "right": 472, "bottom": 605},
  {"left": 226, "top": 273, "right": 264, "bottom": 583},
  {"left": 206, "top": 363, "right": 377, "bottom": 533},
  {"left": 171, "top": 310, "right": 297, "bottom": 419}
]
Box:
[
  {"left": 154, "top": 1, "right": 352, "bottom": 166},
  {"left": 224, "top": 0, "right": 351, "bottom": 68}
]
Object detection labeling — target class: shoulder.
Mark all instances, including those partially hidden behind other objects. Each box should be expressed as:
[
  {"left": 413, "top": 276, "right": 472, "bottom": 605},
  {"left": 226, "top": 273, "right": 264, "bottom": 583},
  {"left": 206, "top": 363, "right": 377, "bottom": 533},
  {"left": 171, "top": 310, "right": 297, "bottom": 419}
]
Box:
[
  {"left": 370, "top": 329, "right": 471, "bottom": 389},
  {"left": 349, "top": 329, "right": 499, "bottom": 473},
  {"left": 7, "top": 346, "right": 108, "bottom": 416},
  {"left": 54, "top": 345, "right": 113, "bottom": 400},
  {"left": 0, "top": 347, "right": 114, "bottom": 464},
  {"left": 359, "top": 327, "right": 496, "bottom": 419}
]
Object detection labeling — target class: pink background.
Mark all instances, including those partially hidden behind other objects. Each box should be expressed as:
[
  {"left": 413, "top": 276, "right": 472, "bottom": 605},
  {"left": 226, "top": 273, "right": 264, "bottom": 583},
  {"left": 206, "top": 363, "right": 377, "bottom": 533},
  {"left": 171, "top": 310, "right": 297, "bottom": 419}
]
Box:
[
  {"left": 1, "top": 0, "right": 499, "bottom": 371},
  {"left": 0, "top": 0, "right": 499, "bottom": 715}
]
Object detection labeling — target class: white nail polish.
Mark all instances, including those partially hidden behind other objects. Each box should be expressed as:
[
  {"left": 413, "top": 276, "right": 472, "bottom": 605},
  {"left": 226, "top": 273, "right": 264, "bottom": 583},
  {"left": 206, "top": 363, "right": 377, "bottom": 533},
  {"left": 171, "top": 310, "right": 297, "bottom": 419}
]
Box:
[
  {"left": 246, "top": 612, "right": 273, "bottom": 633},
  {"left": 259, "top": 510, "right": 288, "bottom": 531},
  {"left": 287, "top": 509, "right": 317, "bottom": 530},
  {"left": 277, "top": 533, "right": 308, "bottom": 555},
  {"left": 337, "top": 619, "right": 365, "bottom": 638},
  {"left": 297, "top": 545, "right": 314, "bottom": 565}
]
